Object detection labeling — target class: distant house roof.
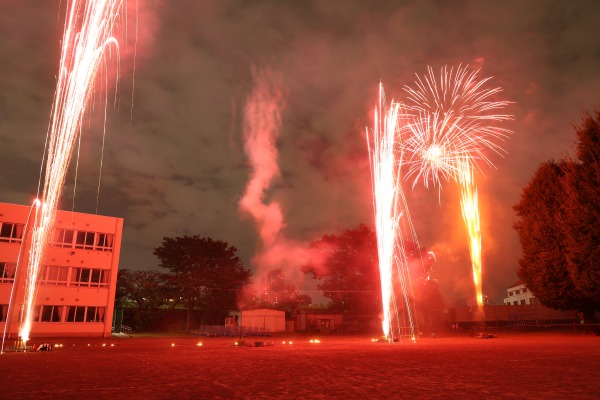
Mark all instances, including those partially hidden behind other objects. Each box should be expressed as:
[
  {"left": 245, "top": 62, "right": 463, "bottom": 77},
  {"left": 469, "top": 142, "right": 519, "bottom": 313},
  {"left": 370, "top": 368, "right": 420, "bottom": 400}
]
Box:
[{"left": 507, "top": 280, "right": 525, "bottom": 289}]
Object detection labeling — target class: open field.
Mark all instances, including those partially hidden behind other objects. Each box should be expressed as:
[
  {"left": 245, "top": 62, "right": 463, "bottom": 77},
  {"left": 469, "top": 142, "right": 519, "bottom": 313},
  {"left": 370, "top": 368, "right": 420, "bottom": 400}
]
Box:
[{"left": 1, "top": 332, "right": 598, "bottom": 399}]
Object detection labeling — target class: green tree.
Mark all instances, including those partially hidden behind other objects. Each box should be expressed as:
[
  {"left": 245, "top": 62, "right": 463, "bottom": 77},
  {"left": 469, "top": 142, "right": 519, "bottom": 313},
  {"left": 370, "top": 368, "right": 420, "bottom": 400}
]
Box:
[
  {"left": 153, "top": 235, "right": 252, "bottom": 329},
  {"left": 514, "top": 110, "right": 600, "bottom": 325},
  {"left": 302, "top": 224, "right": 380, "bottom": 316}
]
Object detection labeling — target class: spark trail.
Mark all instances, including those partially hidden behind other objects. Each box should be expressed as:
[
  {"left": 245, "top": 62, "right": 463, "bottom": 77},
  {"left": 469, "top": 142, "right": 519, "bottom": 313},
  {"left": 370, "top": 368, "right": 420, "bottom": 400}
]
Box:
[
  {"left": 19, "top": 0, "right": 121, "bottom": 342},
  {"left": 458, "top": 162, "right": 483, "bottom": 305},
  {"left": 401, "top": 65, "right": 512, "bottom": 307},
  {"left": 366, "top": 84, "right": 418, "bottom": 341}
]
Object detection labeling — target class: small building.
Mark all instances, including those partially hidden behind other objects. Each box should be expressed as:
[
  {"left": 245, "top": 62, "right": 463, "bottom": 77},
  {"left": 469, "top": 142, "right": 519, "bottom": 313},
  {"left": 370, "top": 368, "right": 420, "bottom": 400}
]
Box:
[
  {"left": 0, "top": 201, "right": 123, "bottom": 338},
  {"left": 240, "top": 308, "right": 285, "bottom": 333},
  {"left": 293, "top": 308, "right": 344, "bottom": 333},
  {"left": 504, "top": 280, "right": 536, "bottom": 305}
]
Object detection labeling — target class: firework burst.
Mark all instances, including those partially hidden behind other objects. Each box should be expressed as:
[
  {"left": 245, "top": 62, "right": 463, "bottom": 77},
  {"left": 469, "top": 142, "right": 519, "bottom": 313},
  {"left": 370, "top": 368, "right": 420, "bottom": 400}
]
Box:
[
  {"left": 401, "top": 65, "right": 512, "bottom": 189},
  {"left": 400, "top": 65, "right": 512, "bottom": 307}
]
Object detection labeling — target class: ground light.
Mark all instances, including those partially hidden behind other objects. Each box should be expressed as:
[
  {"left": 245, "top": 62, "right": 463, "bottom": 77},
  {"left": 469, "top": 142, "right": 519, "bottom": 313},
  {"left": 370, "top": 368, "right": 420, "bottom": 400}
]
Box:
[{"left": 233, "top": 340, "right": 274, "bottom": 347}]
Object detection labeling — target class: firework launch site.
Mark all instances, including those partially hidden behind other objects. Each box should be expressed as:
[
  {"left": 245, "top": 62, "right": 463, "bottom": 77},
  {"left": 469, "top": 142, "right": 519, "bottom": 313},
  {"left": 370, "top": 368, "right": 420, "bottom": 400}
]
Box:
[{"left": 1, "top": 332, "right": 598, "bottom": 400}]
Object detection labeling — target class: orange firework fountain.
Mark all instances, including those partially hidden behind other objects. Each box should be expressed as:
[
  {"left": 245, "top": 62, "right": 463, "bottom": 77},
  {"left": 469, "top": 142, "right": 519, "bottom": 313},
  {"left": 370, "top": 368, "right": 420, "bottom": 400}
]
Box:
[
  {"left": 18, "top": 0, "right": 122, "bottom": 344},
  {"left": 459, "top": 161, "right": 483, "bottom": 306}
]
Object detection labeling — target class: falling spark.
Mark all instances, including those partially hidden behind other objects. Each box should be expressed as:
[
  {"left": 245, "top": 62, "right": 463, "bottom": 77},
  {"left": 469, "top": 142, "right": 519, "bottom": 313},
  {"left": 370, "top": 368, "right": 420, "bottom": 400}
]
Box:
[
  {"left": 366, "top": 84, "right": 418, "bottom": 341},
  {"left": 19, "top": 0, "right": 122, "bottom": 342},
  {"left": 401, "top": 65, "right": 512, "bottom": 307}
]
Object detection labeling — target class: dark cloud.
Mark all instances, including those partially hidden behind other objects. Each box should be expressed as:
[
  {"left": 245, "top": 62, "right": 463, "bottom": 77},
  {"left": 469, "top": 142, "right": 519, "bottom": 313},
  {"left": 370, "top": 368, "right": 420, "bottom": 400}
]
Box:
[{"left": 1, "top": 0, "right": 599, "bottom": 303}]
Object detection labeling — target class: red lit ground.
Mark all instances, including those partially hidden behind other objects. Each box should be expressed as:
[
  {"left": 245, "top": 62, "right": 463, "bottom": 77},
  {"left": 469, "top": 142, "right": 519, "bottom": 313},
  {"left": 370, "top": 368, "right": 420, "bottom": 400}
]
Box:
[{"left": 0, "top": 332, "right": 598, "bottom": 399}]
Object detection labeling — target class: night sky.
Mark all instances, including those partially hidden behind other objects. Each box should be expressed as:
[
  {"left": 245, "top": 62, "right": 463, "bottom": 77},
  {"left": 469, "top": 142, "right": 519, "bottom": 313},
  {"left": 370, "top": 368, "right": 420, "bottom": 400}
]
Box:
[{"left": 1, "top": 0, "right": 599, "bottom": 304}]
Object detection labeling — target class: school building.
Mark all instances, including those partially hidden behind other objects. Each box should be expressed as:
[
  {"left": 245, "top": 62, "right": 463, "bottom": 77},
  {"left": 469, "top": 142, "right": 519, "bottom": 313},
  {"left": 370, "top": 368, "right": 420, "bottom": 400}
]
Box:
[{"left": 0, "top": 201, "right": 123, "bottom": 338}]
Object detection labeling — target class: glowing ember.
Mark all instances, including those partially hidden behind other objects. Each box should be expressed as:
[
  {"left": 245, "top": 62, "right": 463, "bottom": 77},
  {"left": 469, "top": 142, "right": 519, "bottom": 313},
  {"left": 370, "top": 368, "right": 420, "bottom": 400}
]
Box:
[
  {"left": 18, "top": 0, "right": 122, "bottom": 342},
  {"left": 401, "top": 65, "right": 512, "bottom": 307}
]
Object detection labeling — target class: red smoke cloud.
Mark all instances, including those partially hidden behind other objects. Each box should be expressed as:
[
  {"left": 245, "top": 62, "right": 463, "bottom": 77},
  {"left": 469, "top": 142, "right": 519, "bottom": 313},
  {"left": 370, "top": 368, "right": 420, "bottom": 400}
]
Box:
[
  {"left": 239, "top": 67, "right": 351, "bottom": 306},
  {"left": 239, "top": 67, "right": 331, "bottom": 301},
  {"left": 239, "top": 67, "right": 286, "bottom": 249}
]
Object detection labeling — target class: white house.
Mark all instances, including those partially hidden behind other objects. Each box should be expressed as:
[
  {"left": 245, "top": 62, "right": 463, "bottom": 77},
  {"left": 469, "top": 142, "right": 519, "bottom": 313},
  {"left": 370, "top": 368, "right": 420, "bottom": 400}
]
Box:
[{"left": 504, "top": 280, "right": 536, "bottom": 305}]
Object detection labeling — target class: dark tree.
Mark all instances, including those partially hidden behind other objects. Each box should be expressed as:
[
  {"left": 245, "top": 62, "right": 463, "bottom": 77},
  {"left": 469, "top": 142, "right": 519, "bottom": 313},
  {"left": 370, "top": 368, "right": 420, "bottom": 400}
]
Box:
[
  {"left": 514, "top": 161, "right": 578, "bottom": 310},
  {"left": 117, "top": 268, "right": 170, "bottom": 309},
  {"left": 514, "top": 110, "right": 600, "bottom": 325},
  {"left": 153, "top": 235, "right": 252, "bottom": 329},
  {"left": 414, "top": 279, "right": 446, "bottom": 331},
  {"left": 562, "top": 111, "right": 600, "bottom": 319},
  {"left": 271, "top": 282, "right": 311, "bottom": 314},
  {"left": 116, "top": 268, "right": 172, "bottom": 330},
  {"left": 302, "top": 224, "right": 380, "bottom": 316}
]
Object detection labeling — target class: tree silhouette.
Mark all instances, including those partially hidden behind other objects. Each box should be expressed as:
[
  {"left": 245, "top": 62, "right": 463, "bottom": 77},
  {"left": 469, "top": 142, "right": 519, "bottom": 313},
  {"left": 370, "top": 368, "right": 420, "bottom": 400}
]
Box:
[
  {"left": 302, "top": 224, "right": 380, "bottom": 316},
  {"left": 514, "top": 109, "right": 600, "bottom": 326},
  {"left": 154, "top": 235, "right": 251, "bottom": 329}
]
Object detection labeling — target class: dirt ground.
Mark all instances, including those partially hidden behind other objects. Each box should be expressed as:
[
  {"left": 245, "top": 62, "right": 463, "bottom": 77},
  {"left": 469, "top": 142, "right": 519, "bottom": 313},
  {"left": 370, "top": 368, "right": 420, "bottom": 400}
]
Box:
[{"left": 0, "top": 331, "right": 598, "bottom": 400}]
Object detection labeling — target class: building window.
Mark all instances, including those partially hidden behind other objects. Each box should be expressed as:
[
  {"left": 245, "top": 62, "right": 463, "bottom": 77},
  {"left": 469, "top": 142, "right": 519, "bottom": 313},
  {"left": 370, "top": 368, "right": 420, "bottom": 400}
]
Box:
[
  {"left": 51, "top": 229, "right": 113, "bottom": 251},
  {"left": 75, "top": 231, "right": 96, "bottom": 250},
  {"left": 66, "top": 306, "right": 86, "bottom": 322},
  {"left": 513, "top": 301, "right": 518, "bottom": 305},
  {"left": 0, "top": 262, "right": 17, "bottom": 284},
  {"left": 523, "top": 287, "right": 528, "bottom": 293},
  {"left": 1, "top": 304, "right": 8, "bottom": 322},
  {"left": 515, "top": 289, "right": 520, "bottom": 294},
  {"left": 529, "top": 297, "right": 536, "bottom": 305},
  {"left": 86, "top": 306, "right": 105, "bottom": 322},
  {"left": 35, "top": 305, "right": 63, "bottom": 322},
  {"left": 0, "top": 222, "right": 24, "bottom": 243},
  {"left": 51, "top": 228, "right": 75, "bottom": 248},
  {"left": 65, "top": 306, "right": 105, "bottom": 323},
  {"left": 95, "top": 233, "right": 114, "bottom": 252},
  {"left": 508, "top": 291, "right": 513, "bottom": 296},
  {"left": 520, "top": 299, "right": 526, "bottom": 305},
  {"left": 40, "top": 265, "right": 69, "bottom": 286},
  {"left": 71, "top": 267, "right": 109, "bottom": 287}
]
